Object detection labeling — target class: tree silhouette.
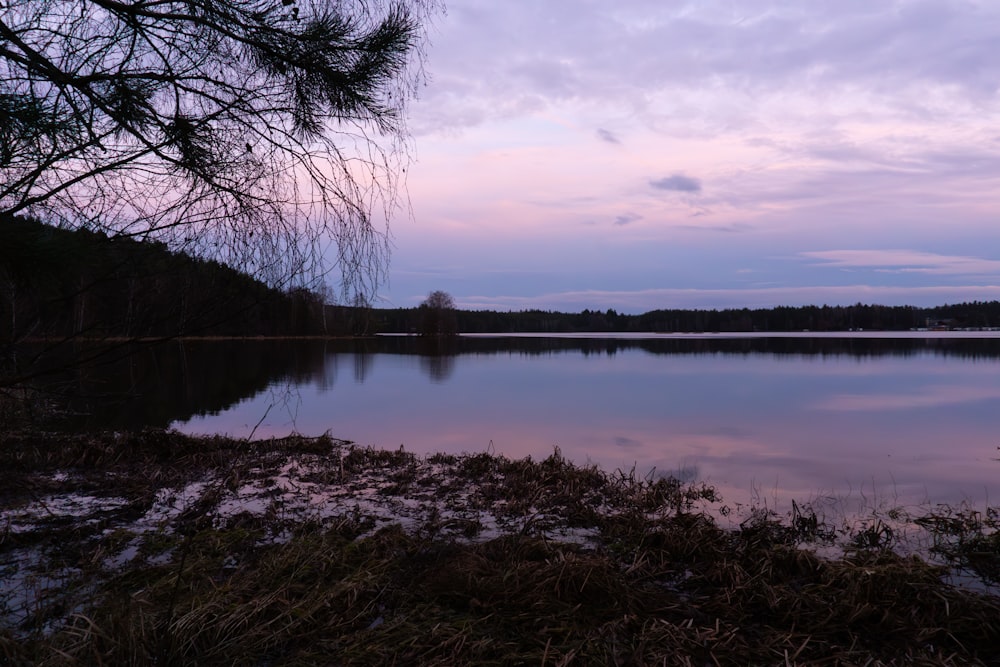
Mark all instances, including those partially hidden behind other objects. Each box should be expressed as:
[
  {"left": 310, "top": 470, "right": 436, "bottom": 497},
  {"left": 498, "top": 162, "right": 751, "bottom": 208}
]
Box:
[
  {"left": 419, "top": 290, "right": 457, "bottom": 336},
  {"left": 0, "top": 0, "right": 439, "bottom": 297}
]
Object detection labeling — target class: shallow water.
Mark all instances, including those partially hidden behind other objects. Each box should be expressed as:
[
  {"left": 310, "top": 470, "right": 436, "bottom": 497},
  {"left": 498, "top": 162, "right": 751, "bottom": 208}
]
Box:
[{"left": 154, "top": 333, "right": 1000, "bottom": 510}]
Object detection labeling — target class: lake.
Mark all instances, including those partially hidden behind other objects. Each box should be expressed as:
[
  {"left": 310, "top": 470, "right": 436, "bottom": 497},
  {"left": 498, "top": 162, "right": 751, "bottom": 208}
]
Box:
[
  {"left": 158, "top": 333, "right": 1000, "bottom": 512},
  {"left": 36, "top": 333, "right": 1000, "bottom": 511}
]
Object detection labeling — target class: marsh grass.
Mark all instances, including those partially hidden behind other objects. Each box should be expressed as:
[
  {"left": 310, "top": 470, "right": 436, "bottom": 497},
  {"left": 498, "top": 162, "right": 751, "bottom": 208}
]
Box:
[
  {"left": 917, "top": 504, "right": 1000, "bottom": 585},
  {"left": 2, "top": 430, "right": 999, "bottom": 665}
]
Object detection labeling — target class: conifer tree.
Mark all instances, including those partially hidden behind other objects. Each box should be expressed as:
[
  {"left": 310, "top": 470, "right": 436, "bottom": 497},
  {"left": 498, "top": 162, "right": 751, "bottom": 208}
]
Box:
[{"left": 0, "top": 0, "right": 438, "bottom": 296}]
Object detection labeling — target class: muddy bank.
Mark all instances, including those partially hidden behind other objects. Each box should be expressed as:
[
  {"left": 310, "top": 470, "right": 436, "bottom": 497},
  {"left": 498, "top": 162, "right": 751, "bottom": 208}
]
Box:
[{"left": 2, "top": 430, "right": 999, "bottom": 665}]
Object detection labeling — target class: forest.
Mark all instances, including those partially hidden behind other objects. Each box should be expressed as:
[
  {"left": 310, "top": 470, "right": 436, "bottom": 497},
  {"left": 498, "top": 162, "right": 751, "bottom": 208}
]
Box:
[
  {"left": 5, "top": 215, "right": 1000, "bottom": 343},
  {"left": 373, "top": 300, "right": 1000, "bottom": 335},
  {"left": 0, "top": 214, "right": 336, "bottom": 341}
]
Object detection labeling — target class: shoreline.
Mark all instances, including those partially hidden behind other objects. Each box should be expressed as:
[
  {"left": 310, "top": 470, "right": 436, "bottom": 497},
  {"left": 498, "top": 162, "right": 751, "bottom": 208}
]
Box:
[
  {"left": 2, "top": 429, "right": 998, "bottom": 664},
  {"left": 12, "top": 328, "right": 1000, "bottom": 343}
]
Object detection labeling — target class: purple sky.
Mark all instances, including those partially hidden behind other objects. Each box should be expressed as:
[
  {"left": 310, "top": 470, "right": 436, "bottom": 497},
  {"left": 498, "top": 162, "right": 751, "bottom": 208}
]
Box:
[{"left": 378, "top": 0, "right": 1000, "bottom": 313}]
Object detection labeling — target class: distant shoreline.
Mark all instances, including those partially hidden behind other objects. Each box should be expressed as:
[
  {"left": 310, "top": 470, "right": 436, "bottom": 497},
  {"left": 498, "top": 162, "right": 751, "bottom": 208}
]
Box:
[{"left": 14, "top": 329, "right": 1000, "bottom": 344}]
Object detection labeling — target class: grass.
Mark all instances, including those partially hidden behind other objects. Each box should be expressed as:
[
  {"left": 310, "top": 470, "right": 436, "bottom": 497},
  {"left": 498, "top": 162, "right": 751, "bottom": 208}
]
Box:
[{"left": 2, "top": 429, "right": 999, "bottom": 665}]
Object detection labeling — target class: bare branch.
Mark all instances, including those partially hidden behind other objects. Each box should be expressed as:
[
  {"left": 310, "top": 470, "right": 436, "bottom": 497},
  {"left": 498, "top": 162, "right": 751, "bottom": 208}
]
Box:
[{"left": 0, "top": 0, "right": 439, "bottom": 297}]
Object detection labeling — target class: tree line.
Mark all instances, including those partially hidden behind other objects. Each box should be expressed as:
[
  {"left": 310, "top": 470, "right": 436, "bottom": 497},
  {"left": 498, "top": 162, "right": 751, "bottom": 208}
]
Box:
[
  {"left": 6, "top": 214, "right": 1000, "bottom": 345},
  {"left": 370, "top": 301, "right": 1000, "bottom": 334},
  {"left": 0, "top": 213, "right": 337, "bottom": 342}
]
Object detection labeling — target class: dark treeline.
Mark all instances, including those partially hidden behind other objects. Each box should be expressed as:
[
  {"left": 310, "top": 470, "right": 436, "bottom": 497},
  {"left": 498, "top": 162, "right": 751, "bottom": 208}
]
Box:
[
  {"left": 372, "top": 301, "right": 1000, "bottom": 334},
  {"left": 0, "top": 214, "right": 341, "bottom": 343},
  {"left": 6, "top": 215, "right": 1000, "bottom": 344}
]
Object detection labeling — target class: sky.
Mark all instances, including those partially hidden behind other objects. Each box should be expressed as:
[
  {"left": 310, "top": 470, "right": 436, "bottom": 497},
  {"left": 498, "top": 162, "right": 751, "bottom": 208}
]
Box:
[{"left": 378, "top": 0, "right": 1000, "bottom": 314}]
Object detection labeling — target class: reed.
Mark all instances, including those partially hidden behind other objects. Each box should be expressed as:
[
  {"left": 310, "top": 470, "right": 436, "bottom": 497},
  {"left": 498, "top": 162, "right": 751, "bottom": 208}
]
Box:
[{"left": 2, "top": 429, "right": 998, "bottom": 665}]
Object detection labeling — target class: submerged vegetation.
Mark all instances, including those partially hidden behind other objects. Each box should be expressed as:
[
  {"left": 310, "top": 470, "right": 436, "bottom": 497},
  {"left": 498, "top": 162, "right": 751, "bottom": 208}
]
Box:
[{"left": 2, "top": 430, "right": 999, "bottom": 665}]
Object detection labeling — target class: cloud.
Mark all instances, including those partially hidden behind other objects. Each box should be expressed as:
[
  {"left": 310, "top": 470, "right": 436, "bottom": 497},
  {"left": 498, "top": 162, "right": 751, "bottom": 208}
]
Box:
[
  {"left": 413, "top": 1, "right": 1000, "bottom": 135},
  {"left": 811, "top": 386, "right": 1000, "bottom": 412},
  {"left": 675, "top": 222, "right": 753, "bottom": 233},
  {"left": 597, "top": 128, "right": 621, "bottom": 144},
  {"left": 650, "top": 174, "right": 702, "bottom": 193},
  {"left": 392, "top": 2, "right": 1000, "bottom": 319},
  {"left": 801, "top": 250, "right": 1000, "bottom": 276},
  {"left": 613, "top": 436, "right": 642, "bottom": 450},
  {"left": 614, "top": 212, "right": 642, "bottom": 226}
]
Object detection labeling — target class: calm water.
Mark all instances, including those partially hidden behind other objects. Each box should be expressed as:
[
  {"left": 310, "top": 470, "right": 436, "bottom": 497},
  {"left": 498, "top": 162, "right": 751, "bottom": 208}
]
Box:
[{"left": 152, "top": 333, "right": 1000, "bottom": 509}]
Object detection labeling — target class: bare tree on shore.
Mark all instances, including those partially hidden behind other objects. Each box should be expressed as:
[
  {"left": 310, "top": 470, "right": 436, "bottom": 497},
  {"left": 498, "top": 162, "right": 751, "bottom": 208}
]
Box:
[{"left": 420, "top": 289, "right": 456, "bottom": 337}]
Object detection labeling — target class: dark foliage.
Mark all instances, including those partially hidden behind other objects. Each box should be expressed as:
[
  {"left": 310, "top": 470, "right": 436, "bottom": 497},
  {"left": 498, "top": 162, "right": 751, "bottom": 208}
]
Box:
[
  {"left": 418, "top": 289, "right": 457, "bottom": 336},
  {"left": 0, "top": 214, "right": 335, "bottom": 347},
  {"left": 1, "top": 0, "right": 438, "bottom": 292},
  {"left": 370, "top": 301, "right": 1000, "bottom": 334}
]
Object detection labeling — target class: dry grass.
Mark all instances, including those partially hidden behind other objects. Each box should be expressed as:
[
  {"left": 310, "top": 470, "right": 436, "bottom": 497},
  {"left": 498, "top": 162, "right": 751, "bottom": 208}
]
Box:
[{"left": 2, "top": 430, "right": 999, "bottom": 666}]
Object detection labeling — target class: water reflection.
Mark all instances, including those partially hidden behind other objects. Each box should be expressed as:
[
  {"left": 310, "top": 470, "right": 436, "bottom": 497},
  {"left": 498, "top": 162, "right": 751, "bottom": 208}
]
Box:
[
  {"left": 179, "top": 335, "right": 1000, "bottom": 508},
  {"left": 16, "top": 339, "right": 330, "bottom": 429},
  {"left": 20, "top": 335, "right": 1000, "bottom": 509}
]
